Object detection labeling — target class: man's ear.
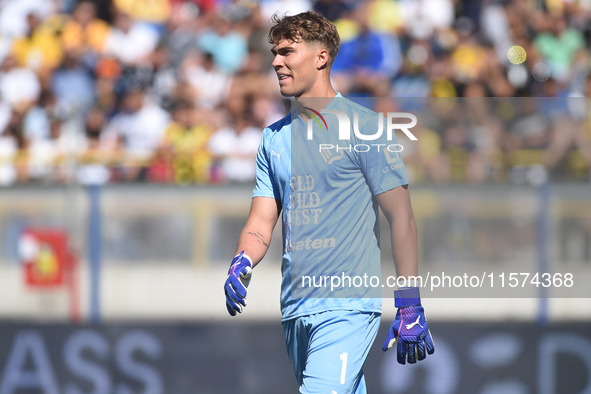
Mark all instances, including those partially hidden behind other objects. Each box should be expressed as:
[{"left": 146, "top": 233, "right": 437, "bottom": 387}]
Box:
[{"left": 317, "top": 48, "right": 330, "bottom": 70}]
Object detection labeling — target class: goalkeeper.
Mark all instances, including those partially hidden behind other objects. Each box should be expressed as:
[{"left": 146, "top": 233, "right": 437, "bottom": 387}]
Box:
[{"left": 224, "top": 11, "right": 434, "bottom": 394}]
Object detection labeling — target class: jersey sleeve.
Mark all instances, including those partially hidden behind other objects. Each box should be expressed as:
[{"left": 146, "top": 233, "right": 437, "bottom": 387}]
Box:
[
  {"left": 253, "top": 130, "right": 281, "bottom": 200},
  {"left": 355, "top": 114, "right": 409, "bottom": 195}
]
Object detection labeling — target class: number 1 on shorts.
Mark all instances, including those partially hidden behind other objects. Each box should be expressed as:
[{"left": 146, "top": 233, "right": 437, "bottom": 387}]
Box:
[{"left": 340, "top": 352, "right": 348, "bottom": 384}]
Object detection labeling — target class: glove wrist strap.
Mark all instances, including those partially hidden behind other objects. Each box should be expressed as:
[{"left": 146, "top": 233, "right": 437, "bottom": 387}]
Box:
[
  {"left": 234, "top": 253, "right": 253, "bottom": 267},
  {"left": 394, "top": 287, "right": 421, "bottom": 308}
]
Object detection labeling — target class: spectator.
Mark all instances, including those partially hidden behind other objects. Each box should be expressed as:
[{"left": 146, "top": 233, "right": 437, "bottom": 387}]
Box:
[
  {"left": 156, "top": 100, "right": 212, "bottom": 184},
  {"left": 51, "top": 50, "right": 96, "bottom": 113},
  {"left": 480, "top": 1, "right": 513, "bottom": 65},
  {"left": 61, "top": 1, "right": 111, "bottom": 54},
  {"left": 162, "top": 2, "right": 201, "bottom": 68},
  {"left": 478, "top": 44, "right": 514, "bottom": 97},
  {"left": 103, "top": 88, "right": 170, "bottom": 180},
  {"left": 11, "top": 12, "right": 63, "bottom": 72},
  {"left": 391, "top": 40, "right": 432, "bottom": 98},
  {"left": 0, "top": 94, "right": 11, "bottom": 134},
  {"left": 0, "top": 34, "right": 12, "bottom": 68},
  {"left": 313, "top": 0, "right": 348, "bottom": 22},
  {"left": 400, "top": 0, "right": 454, "bottom": 40},
  {"left": 84, "top": 106, "right": 108, "bottom": 152},
  {"left": 94, "top": 74, "right": 118, "bottom": 115},
  {"left": 0, "top": 109, "right": 28, "bottom": 185},
  {"left": 208, "top": 114, "right": 261, "bottom": 183},
  {"left": 545, "top": 116, "right": 591, "bottom": 175},
  {"left": 27, "top": 110, "right": 72, "bottom": 183},
  {"left": 77, "top": 107, "right": 112, "bottom": 185},
  {"left": 259, "top": 0, "right": 312, "bottom": 22},
  {"left": 0, "top": 0, "right": 588, "bottom": 186},
  {"left": 534, "top": 13, "right": 586, "bottom": 82},
  {"left": 368, "top": 0, "right": 404, "bottom": 34},
  {"left": 23, "top": 90, "right": 57, "bottom": 142},
  {"left": 504, "top": 109, "right": 549, "bottom": 184},
  {"left": 169, "top": 0, "right": 216, "bottom": 15},
  {"left": 0, "top": 0, "right": 56, "bottom": 38},
  {"left": 114, "top": 0, "right": 172, "bottom": 24},
  {"left": 183, "top": 51, "right": 232, "bottom": 109},
  {"left": 197, "top": 15, "right": 248, "bottom": 74},
  {"left": 123, "top": 44, "right": 177, "bottom": 108},
  {"left": 103, "top": 11, "right": 160, "bottom": 66},
  {"left": 0, "top": 54, "right": 40, "bottom": 109},
  {"left": 246, "top": 5, "right": 275, "bottom": 69},
  {"left": 450, "top": 18, "right": 486, "bottom": 83},
  {"left": 332, "top": 3, "right": 402, "bottom": 96},
  {"left": 433, "top": 124, "right": 488, "bottom": 184}
]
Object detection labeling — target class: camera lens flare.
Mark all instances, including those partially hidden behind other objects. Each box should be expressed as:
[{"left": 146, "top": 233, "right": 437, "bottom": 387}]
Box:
[{"left": 507, "top": 45, "right": 527, "bottom": 65}]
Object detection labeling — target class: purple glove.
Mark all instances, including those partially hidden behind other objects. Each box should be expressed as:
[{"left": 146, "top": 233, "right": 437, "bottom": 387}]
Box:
[
  {"left": 382, "top": 287, "right": 435, "bottom": 364},
  {"left": 224, "top": 251, "right": 252, "bottom": 316}
]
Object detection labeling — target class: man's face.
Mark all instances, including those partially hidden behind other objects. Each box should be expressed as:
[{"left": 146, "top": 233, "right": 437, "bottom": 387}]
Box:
[
  {"left": 271, "top": 39, "right": 322, "bottom": 97},
  {"left": 74, "top": 2, "right": 96, "bottom": 25}
]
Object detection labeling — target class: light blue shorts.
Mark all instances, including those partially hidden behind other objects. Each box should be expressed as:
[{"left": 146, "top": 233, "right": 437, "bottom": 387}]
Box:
[{"left": 282, "top": 310, "right": 381, "bottom": 394}]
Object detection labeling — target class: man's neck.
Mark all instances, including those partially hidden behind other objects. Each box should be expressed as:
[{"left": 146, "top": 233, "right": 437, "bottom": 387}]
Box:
[
  {"left": 295, "top": 82, "right": 337, "bottom": 115},
  {"left": 296, "top": 75, "right": 337, "bottom": 100}
]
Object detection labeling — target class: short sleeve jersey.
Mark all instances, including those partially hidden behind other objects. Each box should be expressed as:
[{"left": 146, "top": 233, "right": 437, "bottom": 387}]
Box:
[{"left": 253, "top": 93, "right": 408, "bottom": 321}]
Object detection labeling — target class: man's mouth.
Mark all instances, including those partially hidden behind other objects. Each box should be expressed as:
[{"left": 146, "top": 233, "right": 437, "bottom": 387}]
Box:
[{"left": 277, "top": 73, "right": 292, "bottom": 81}]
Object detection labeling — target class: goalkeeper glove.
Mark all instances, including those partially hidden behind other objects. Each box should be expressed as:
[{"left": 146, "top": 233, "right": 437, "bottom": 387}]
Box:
[
  {"left": 382, "top": 287, "right": 435, "bottom": 364},
  {"left": 224, "top": 251, "right": 253, "bottom": 316}
]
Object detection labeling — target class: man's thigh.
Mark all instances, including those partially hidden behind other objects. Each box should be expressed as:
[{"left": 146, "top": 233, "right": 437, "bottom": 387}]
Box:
[{"left": 283, "top": 310, "right": 381, "bottom": 394}]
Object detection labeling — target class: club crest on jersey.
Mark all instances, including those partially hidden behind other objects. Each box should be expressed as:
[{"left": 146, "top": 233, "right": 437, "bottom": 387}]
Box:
[{"left": 319, "top": 147, "right": 344, "bottom": 164}]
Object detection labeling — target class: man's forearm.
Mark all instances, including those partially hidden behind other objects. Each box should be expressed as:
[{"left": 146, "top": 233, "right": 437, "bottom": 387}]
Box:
[
  {"left": 391, "top": 215, "right": 419, "bottom": 279},
  {"left": 234, "top": 224, "right": 273, "bottom": 268}
]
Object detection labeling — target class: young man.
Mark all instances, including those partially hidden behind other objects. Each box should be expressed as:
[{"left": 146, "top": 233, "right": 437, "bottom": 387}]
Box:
[{"left": 223, "top": 11, "right": 434, "bottom": 393}]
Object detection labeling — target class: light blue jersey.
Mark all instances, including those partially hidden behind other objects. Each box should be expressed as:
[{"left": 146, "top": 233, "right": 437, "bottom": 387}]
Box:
[{"left": 253, "top": 94, "right": 408, "bottom": 321}]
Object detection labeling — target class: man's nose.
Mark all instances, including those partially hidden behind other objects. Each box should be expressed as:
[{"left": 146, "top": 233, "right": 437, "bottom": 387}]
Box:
[{"left": 272, "top": 54, "right": 283, "bottom": 69}]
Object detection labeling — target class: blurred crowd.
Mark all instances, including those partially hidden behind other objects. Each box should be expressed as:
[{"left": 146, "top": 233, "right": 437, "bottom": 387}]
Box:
[{"left": 0, "top": 0, "right": 590, "bottom": 186}]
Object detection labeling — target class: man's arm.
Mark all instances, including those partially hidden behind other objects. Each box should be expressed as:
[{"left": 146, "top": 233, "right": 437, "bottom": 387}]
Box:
[
  {"left": 224, "top": 196, "right": 281, "bottom": 316},
  {"left": 234, "top": 196, "right": 282, "bottom": 267},
  {"left": 377, "top": 184, "right": 434, "bottom": 364},
  {"left": 376, "top": 184, "right": 418, "bottom": 279}
]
